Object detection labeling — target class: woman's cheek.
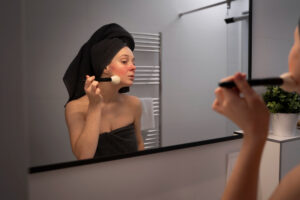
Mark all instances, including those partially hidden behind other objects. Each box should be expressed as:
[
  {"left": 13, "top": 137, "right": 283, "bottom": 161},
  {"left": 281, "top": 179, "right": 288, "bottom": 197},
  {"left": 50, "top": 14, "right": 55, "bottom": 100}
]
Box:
[{"left": 111, "top": 65, "right": 127, "bottom": 76}]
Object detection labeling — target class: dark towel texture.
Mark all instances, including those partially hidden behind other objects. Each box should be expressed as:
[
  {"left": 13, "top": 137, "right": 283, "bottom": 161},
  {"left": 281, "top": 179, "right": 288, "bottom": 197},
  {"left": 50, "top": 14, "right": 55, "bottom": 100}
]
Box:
[{"left": 93, "top": 123, "right": 138, "bottom": 158}]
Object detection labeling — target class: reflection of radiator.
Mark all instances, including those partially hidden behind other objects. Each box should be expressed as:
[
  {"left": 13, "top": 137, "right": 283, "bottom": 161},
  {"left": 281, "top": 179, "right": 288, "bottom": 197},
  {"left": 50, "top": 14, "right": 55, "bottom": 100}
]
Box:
[
  {"left": 129, "top": 32, "right": 161, "bottom": 150},
  {"left": 143, "top": 98, "right": 160, "bottom": 150}
]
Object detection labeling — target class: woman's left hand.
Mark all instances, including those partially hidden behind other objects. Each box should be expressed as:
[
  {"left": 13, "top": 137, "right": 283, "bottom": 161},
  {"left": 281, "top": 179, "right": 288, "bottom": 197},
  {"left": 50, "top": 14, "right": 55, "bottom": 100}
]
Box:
[{"left": 212, "top": 72, "right": 270, "bottom": 141}]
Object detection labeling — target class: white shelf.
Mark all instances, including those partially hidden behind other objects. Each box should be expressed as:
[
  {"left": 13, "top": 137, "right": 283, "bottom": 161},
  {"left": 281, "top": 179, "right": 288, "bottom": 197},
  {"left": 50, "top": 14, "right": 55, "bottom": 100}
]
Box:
[{"left": 234, "top": 129, "right": 300, "bottom": 143}]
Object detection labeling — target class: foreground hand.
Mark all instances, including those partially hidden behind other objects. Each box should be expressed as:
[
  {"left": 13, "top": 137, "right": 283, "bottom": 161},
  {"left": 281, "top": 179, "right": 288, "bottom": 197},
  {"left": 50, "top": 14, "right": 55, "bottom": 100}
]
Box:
[
  {"left": 212, "top": 73, "right": 270, "bottom": 141},
  {"left": 84, "top": 75, "right": 103, "bottom": 106}
]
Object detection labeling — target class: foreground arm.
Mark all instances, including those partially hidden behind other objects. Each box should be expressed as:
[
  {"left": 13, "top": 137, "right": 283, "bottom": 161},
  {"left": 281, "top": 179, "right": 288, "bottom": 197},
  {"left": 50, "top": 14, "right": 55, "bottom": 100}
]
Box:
[
  {"left": 215, "top": 25, "right": 300, "bottom": 200},
  {"left": 213, "top": 73, "right": 269, "bottom": 200},
  {"left": 222, "top": 133, "right": 266, "bottom": 200}
]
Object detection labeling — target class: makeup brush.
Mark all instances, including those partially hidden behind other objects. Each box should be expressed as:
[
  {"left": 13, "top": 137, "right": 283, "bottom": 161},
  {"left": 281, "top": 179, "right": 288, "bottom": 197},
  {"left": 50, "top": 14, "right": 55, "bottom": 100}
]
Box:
[
  {"left": 84, "top": 75, "right": 121, "bottom": 85},
  {"left": 219, "top": 77, "right": 283, "bottom": 88},
  {"left": 219, "top": 74, "right": 300, "bottom": 94}
]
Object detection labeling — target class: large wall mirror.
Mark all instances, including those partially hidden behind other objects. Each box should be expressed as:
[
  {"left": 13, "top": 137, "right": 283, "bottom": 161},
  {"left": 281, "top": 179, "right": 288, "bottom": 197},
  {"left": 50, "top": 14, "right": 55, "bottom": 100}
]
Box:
[{"left": 27, "top": 0, "right": 251, "bottom": 170}]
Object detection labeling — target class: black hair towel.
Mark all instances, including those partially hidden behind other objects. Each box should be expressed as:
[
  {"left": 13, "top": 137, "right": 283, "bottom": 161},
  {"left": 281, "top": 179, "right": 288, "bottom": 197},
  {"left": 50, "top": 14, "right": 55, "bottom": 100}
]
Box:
[{"left": 63, "top": 23, "right": 135, "bottom": 103}]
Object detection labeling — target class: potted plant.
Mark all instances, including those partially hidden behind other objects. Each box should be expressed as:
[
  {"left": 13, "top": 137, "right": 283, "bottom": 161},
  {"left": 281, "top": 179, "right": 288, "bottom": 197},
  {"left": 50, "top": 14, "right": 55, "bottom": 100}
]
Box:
[{"left": 262, "top": 86, "right": 300, "bottom": 137}]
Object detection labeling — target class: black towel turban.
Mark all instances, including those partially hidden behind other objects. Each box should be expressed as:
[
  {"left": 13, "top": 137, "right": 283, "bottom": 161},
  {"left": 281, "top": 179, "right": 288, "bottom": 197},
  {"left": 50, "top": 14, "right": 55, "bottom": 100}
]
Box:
[{"left": 63, "top": 23, "right": 135, "bottom": 104}]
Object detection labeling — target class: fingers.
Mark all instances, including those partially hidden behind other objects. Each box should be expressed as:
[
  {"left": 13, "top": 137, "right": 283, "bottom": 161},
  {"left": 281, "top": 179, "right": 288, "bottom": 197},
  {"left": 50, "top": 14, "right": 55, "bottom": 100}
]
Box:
[
  {"left": 95, "top": 88, "right": 101, "bottom": 95},
  {"left": 84, "top": 75, "right": 95, "bottom": 90},
  {"left": 84, "top": 75, "right": 100, "bottom": 94},
  {"left": 212, "top": 99, "right": 223, "bottom": 114},
  {"left": 233, "top": 73, "right": 259, "bottom": 105},
  {"left": 213, "top": 87, "right": 238, "bottom": 114},
  {"left": 212, "top": 88, "right": 224, "bottom": 114},
  {"left": 220, "top": 75, "right": 235, "bottom": 83},
  {"left": 214, "top": 87, "right": 224, "bottom": 102},
  {"left": 91, "top": 81, "right": 99, "bottom": 92},
  {"left": 213, "top": 73, "right": 248, "bottom": 115}
]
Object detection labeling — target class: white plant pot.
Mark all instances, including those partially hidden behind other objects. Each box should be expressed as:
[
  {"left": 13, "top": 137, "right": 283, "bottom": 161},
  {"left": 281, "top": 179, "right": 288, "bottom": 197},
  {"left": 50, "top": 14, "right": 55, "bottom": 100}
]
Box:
[{"left": 271, "top": 113, "right": 299, "bottom": 137}]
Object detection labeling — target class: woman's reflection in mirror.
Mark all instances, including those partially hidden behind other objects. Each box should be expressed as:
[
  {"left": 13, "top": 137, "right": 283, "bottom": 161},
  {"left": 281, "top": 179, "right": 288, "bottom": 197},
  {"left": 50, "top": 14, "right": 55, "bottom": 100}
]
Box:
[{"left": 63, "top": 23, "right": 144, "bottom": 160}]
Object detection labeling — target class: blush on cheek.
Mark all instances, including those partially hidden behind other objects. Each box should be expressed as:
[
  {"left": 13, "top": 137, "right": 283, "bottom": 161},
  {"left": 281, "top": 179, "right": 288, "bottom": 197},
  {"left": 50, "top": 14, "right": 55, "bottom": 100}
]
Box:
[
  {"left": 110, "top": 64, "right": 127, "bottom": 76},
  {"left": 115, "top": 68, "right": 127, "bottom": 76}
]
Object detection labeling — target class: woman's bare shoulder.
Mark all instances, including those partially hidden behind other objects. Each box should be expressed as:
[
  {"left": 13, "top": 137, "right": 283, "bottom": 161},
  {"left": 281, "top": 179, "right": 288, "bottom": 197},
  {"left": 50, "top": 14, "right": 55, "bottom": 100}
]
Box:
[
  {"left": 121, "top": 94, "right": 141, "bottom": 108},
  {"left": 65, "top": 96, "right": 88, "bottom": 115}
]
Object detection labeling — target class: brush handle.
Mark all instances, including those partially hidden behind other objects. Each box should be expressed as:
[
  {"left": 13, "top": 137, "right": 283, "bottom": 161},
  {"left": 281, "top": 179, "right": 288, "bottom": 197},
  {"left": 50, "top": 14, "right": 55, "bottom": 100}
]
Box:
[
  {"left": 95, "top": 77, "right": 112, "bottom": 82},
  {"left": 83, "top": 77, "right": 112, "bottom": 82},
  {"left": 219, "top": 77, "right": 283, "bottom": 88}
]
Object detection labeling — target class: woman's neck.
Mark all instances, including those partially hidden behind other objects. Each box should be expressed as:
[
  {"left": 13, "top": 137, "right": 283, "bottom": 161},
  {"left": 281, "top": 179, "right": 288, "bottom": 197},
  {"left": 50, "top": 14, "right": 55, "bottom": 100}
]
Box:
[{"left": 99, "top": 82, "right": 121, "bottom": 103}]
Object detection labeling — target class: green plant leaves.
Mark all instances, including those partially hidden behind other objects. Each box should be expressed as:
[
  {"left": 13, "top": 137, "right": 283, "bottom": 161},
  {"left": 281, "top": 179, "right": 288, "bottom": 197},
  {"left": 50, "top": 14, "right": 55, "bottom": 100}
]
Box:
[{"left": 262, "top": 86, "right": 300, "bottom": 113}]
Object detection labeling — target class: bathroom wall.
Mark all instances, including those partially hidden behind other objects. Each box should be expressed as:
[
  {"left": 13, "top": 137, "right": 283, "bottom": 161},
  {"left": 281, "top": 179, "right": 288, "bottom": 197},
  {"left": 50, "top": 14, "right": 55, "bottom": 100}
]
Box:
[
  {"left": 3, "top": 0, "right": 300, "bottom": 199},
  {"left": 29, "top": 139, "right": 242, "bottom": 200},
  {"left": 0, "top": 0, "right": 29, "bottom": 200}
]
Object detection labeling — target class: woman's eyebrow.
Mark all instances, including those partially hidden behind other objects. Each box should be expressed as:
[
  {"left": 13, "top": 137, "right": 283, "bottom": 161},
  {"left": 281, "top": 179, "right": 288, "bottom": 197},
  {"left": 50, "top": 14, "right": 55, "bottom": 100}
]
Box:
[
  {"left": 120, "top": 54, "right": 129, "bottom": 57},
  {"left": 120, "top": 54, "right": 135, "bottom": 60}
]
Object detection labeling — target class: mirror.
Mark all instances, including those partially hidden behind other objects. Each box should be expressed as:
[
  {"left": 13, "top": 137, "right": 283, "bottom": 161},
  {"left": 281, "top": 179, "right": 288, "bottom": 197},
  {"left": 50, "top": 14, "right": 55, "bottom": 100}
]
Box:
[{"left": 26, "top": 0, "right": 251, "bottom": 168}]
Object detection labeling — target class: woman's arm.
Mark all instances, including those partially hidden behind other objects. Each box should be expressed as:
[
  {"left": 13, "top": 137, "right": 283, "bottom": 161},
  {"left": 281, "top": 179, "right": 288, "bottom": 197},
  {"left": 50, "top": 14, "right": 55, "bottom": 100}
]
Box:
[
  {"left": 222, "top": 133, "right": 266, "bottom": 200},
  {"left": 65, "top": 75, "right": 103, "bottom": 160},
  {"left": 213, "top": 73, "right": 269, "bottom": 200},
  {"left": 65, "top": 102, "right": 102, "bottom": 160}
]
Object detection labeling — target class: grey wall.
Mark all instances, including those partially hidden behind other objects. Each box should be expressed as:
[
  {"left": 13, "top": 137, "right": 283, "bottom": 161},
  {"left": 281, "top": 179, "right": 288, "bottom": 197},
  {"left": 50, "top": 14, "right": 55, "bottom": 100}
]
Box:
[
  {"left": 0, "top": 0, "right": 28, "bottom": 200},
  {"left": 29, "top": 139, "right": 242, "bottom": 200},
  {"left": 25, "top": 0, "right": 247, "bottom": 166},
  {"left": 3, "top": 0, "right": 300, "bottom": 199}
]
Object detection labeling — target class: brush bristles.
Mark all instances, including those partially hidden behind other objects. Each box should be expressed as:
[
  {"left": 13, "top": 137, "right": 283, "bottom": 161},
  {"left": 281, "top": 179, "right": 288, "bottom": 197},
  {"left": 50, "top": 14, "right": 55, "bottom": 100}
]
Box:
[{"left": 111, "top": 75, "right": 121, "bottom": 84}]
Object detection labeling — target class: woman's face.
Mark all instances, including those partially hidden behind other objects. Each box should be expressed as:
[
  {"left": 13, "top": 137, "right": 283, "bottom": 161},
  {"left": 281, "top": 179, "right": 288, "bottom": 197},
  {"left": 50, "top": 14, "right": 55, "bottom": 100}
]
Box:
[
  {"left": 107, "top": 46, "right": 136, "bottom": 86},
  {"left": 288, "top": 27, "right": 300, "bottom": 81}
]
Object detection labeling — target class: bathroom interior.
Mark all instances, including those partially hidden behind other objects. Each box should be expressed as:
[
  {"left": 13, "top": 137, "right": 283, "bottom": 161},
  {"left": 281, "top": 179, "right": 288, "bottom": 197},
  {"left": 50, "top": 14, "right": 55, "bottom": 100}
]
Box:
[{"left": 2, "top": 0, "right": 300, "bottom": 199}]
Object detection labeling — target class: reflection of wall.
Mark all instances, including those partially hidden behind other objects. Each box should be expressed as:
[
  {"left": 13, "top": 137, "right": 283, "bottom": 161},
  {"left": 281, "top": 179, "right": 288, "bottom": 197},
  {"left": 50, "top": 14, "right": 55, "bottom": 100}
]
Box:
[
  {"left": 161, "top": 1, "right": 249, "bottom": 147},
  {"left": 252, "top": 0, "right": 300, "bottom": 78},
  {"left": 25, "top": 0, "right": 245, "bottom": 166}
]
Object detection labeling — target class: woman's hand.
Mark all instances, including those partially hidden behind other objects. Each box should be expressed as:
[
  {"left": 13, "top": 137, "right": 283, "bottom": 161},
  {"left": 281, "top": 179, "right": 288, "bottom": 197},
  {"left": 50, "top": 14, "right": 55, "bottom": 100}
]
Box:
[
  {"left": 84, "top": 75, "right": 103, "bottom": 106},
  {"left": 212, "top": 73, "right": 270, "bottom": 141}
]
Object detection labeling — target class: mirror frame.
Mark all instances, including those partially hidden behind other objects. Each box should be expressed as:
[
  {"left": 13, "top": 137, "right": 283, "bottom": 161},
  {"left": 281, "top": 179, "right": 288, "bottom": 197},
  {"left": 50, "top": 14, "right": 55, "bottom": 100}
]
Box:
[{"left": 29, "top": 0, "right": 252, "bottom": 174}]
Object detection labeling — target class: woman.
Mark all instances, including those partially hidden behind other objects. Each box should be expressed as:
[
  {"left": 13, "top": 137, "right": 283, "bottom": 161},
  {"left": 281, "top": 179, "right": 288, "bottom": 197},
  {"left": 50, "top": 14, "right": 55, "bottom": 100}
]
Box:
[
  {"left": 213, "top": 18, "right": 300, "bottom": 199},
  {"left": 63, "top": 23, "right": 144, "bottom": 160}
]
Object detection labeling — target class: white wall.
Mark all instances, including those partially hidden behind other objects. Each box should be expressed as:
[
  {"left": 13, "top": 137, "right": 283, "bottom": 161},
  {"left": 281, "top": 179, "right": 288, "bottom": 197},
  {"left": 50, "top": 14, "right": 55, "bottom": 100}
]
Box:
[
  {"left": 25, "top": 0, "right": 246, "bottom": 166},
  {"left": 0, "top": 0, "right": 29, "bottom": 200},
  {"left": 29, "top": 139, "right": 242, "bottom": 200}
]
